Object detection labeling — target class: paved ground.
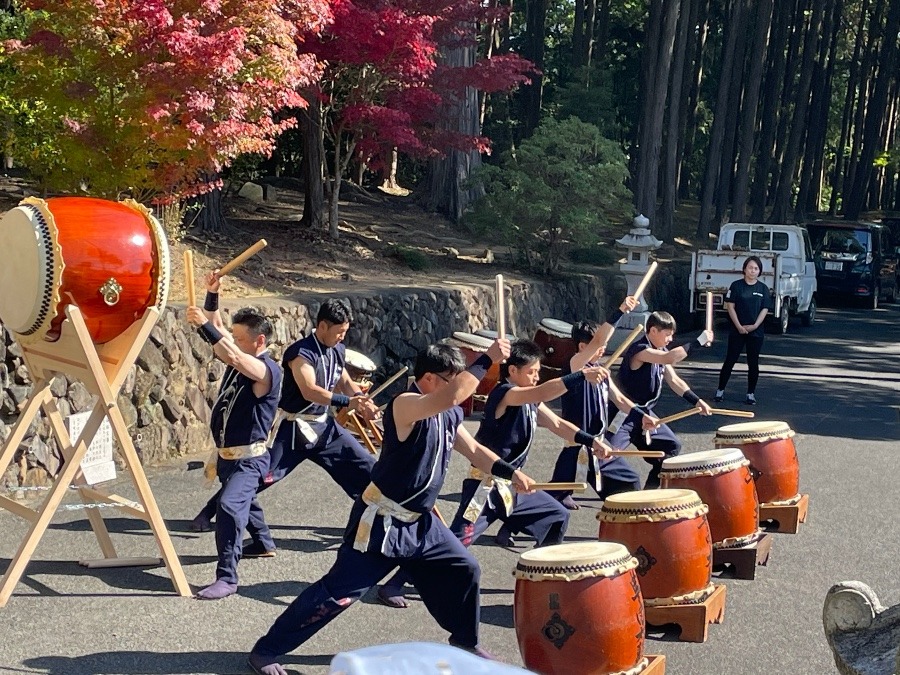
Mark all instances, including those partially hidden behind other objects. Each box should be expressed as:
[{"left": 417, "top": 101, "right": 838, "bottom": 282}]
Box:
[{"left": 1, "top": 302, "right": 898, "bottom": 675}]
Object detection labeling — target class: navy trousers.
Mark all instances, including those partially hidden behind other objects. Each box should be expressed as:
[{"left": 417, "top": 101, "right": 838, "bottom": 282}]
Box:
[
  {"left": 215, "top": 454, "right": 273, "bottom": 584},
  {"left": 605, "top": 408, "right": 681, "bottom": 488},
  {"left": 252, "top": 503, "right": 481, "bottom": 658},
  {"left": 548, "top": 446, "right": 641, "bottom": 500},
  {"left": 450, "top": 479, "right": 569, "bottom": 547},
  {"left": 197, "top": 418, "right": 374, "bottom": 522}
]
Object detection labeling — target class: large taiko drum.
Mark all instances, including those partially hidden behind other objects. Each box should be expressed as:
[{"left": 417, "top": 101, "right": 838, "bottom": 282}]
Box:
[
  {"left": 513, "top": 541, "right": 647, "bottom": 675},
  {"left": 660, "top": 449, "right": 762, "bottom": 549},
  {"left": 714, "top": 421, "right": 800, "bottom": 505},
  {"left": 597, "top": 489, "right": 713, "bottom": 606},
  {"left": 532, "top": 319, "right": 575, "bottom": 371},
  {"left": 344, "top": 349, "right": 377, "bottom": 393},
  {"left": 0, "top": 196, "right": 170, "bottom": 345},
  {"left": 444, "top": 332, "right": 498, "bottom": 416}
]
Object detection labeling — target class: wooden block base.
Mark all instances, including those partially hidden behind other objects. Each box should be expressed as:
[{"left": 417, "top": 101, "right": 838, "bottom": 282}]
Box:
[
  {"left": 759, "top": 493, "right": 809, "bottom": 534},
  {"left": 645, "top": 584, "right": 727, "bottom": 643},
  {"left": 641, "top": 654, "right": 666, "bottom": 674},
  {"left": 713, "top": 533, "right": 773, "bottom": 580}
]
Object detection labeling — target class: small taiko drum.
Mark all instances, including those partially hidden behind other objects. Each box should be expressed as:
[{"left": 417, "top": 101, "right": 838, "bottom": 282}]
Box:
[
  {"left": 513, "top": 541, "right": 647, "bottom": 675},
  {"left": 660, "top": 449, "right": 762, "bottom": 549},
  {"left": 444, "top": 332, "right": 498, "bottom": 415},
  {"left": 473, "top": 328, "right": 516, "bottom": 341},
  {"left": 714, "top": 421, "right": 800, "bottom": 505},
  {"left": 344, "top": 349, "right": 377, "bottom": 393},
  {"left": 533, "top": 318, "right": 575, "bottom": 371},
  {"left": 598, "top": 489, "right": 713, "bottom": 606},
  {"left": 0, "top": 196, "right": 170, "bottom": 345}
]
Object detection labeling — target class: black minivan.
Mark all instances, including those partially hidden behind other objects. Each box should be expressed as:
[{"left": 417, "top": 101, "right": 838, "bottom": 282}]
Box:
[{"left": 806, "top": 221, "right": 898, "bottom": 308}]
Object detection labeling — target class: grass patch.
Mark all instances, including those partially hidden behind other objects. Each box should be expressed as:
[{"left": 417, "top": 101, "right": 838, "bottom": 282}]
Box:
[
  {"left": 385, "top": 244, "right": 430, "bottom": 271},
  {"left": 567, "top": 244, "right": 619, "bottom": 266}
]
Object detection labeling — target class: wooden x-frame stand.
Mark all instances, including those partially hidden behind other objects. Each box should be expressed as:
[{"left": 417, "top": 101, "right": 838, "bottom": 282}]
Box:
[{"left": 0, "top": 306, "right": 190, "bottom": 607}]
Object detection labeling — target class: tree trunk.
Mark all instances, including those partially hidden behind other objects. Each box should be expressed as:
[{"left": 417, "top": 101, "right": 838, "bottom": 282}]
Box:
[
  {"left": 593, "top": 0, "right": 612, "bottom": 62},
  {"left": 714, "top": 0, "right": 752, "bottom": 226},
  {"left": 191, "top": 175, "right": 227, "bottom": 234},
  {"left": 658, "top": 0, "right": 697, "bottom": 239},
  {"left": 843, "top": 0, "right": 900, "bottom": 219},
  {"left": 795, "top": 0, "right": 841, "bottom": 221},
  {"left": 582, "top": 0, "right": 598, "bottom": 68},
  {"left": 423, "top": 35, "right": 484, "bottom": 222},
  {"left": 573, "top": 0, "right": 586, "bottom": 69},
  {"left": 328, "top": 132, "right": 343, "bottom": 239},
  {"left": 678, "top": 0, "right": 710, "bottom": 199},
  {"left": 697, "top": 0, "right": 744, "bottom": 238},
  {"left": 300, "top": 96, "right": 325, "bottom": 230},
  {"left": 636, "top": 0, "right": 679, "bottom": 221},
  {"left": 730, "top": 0, "right": 774, "bottom": 222},
  {"left": 521, "top": 0, "right": 548, "bottom": 135},
  {"left": 749, "top": 0, "right": 795, "bottom": 220},
  {"left": 769, "top": 0, "right": 826, "bottom": 223},
  {"left": 380, "top": 148, "right": 399, "bottom": 190},
  {"left": 828, "top": 0, "right": 870, "bottom": 215}
]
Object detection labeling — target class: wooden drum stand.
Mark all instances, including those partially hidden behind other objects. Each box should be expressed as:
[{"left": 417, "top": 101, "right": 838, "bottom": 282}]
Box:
[{"left": 0, "top": 306, "right": 190, "bottom": 607}]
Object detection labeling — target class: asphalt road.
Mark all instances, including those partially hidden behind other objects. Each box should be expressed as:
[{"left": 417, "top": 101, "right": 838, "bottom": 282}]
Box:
[{"left": 0, "top": 301, "right": 898, "bottom": 675}]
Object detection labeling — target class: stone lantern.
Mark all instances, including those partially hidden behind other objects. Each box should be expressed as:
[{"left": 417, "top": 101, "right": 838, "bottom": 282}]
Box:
[{"left": 615, "top": 214, "right": 662, "bottom": 329}]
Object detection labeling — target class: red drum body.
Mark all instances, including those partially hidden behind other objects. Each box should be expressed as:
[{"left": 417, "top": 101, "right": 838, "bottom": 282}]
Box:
[
  {"left": 514, "top": 541, "right": 646, "bottom": 675},
  {"left": 444, "top": 332, "right": 498, "bottom": 415},
  {"left": 598, "top": 489, "right": 713, "bottom": 606},
  {"left": 533, "top": 319, "right": 575, "bottom": 371},
  {"left": 0, "top": 197, "right": 169, "bottom": 345},
  {"left": 660, "top": 449, "right": 761, "bottom": 549},
  {"left": 714, "top": 421, "right": 800, "bottom": 504}
]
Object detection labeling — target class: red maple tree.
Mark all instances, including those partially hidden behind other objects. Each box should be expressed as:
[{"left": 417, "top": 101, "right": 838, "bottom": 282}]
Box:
[{"left": 296, "top": 0, "right": 534, "bottom": 236}]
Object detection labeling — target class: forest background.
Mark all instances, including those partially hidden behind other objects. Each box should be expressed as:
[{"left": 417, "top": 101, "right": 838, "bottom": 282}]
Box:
[{"left": 0, "top": 0, "right": 898, "bottom": 278}]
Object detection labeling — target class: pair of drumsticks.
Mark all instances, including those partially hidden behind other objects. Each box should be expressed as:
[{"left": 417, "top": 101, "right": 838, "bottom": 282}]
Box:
[{"left": 183, "top": 239, "right": 268, "bottom": 306}]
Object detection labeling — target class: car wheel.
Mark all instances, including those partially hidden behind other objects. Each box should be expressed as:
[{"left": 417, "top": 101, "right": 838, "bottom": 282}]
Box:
[
  {"left": 800, "top": 297, "right": 816, "bottom": 327},
  {"left": 884, "top": 283, "right": 897, "bottom": 304}
]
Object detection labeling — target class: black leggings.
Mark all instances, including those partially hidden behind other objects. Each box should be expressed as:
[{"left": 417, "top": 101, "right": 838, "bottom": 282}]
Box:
[{"left": 718, "top": 332, "right": 764, "bottom": 393}]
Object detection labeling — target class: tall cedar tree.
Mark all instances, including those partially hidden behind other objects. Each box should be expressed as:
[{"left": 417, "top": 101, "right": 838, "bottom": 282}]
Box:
[{"left": 298, "top": 0, "right": 533, "bottom": 237}]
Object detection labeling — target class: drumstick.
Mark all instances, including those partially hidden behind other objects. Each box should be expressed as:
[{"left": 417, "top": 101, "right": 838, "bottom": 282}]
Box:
[
  {"left": 655, "top": 408, "right": 703, "bottom": 426},
  {"left": 602, "top": 323, "right": 644, "bottom": 367},
  {"left": 710, "top": 408, "right": 755, "bottom": 418},
  {"left": 632, "top": 260, "right": 658, "bottom": 301},
  {"left": 495, "top": 274, "right": 506, "bottom": 339},
  {"left": 183, "top": 250, "right": 196, "bottom": 307},
  {"left": 367, "top": 366, "right": 409, "bottom": 399},
  {"left": 217, "top": 239, "right": 268, "bottom": 277},
  {"left": 530, "top": 482, "right": 588, "bottom": 493},
  {"left": 610, "top": 450, "right": 666, "bottom": 458},
  {"left": 705, "top": 291, "right": 714, "bottom": 332}
]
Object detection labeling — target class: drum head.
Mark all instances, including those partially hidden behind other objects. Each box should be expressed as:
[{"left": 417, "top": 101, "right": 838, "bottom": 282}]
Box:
[
  {"left": 715, "top": 420, "right": 793, "bottom": 442},
  {"left": 449, "top": 332, "right": 493, "bottom": 350},
  {"left": 474, "top": 329, "right": 516, "bottom": 340},
  {"left": 345, "top": 349, "right": 377, "bottom": 374},
  {"left": 539, "top": 318, "right": 573, "bottom": 338},
  {"left": 662, "top": 448, "right": 747, "bottom": 470},
  {"left": 602, "top": 488, "right": 703, "bottom": 512},
  {"left": 514, "top": 541, "right": 635, "bottom": 581},
  {"left": 0, "top": 203, "right": 61, "bottom": 338}
]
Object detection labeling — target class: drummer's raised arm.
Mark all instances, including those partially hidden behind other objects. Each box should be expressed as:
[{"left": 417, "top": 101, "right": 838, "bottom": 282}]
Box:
[{"left": 201, "top": 270, "right": 225, "bottom": 331}]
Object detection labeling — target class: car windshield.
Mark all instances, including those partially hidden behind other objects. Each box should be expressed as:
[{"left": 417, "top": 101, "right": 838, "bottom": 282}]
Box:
[{"left": 812, "top": 228, "right": 870, "bottom": 255}]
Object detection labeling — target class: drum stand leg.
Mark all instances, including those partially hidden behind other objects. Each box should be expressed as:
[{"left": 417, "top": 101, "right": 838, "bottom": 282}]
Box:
[
  {"left": 0, "top": 306, "right": 191, "bottom": 608},
  {"left": 712, "top": 533, "right": 773, "bottom": 580},
  {"left": 644, "top": 584, "right": 727, "bottom": 643},
  {"left": 759, "top": 493, "right": 809, "bottom": 534},
  {"left": 640, "top": 654, "right": 667, "bottom": 674}
]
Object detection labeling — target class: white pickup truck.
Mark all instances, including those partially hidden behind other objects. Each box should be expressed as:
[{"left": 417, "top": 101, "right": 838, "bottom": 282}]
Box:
[{"left": 689, "top": 223, "right": 818, "bottom": 334}]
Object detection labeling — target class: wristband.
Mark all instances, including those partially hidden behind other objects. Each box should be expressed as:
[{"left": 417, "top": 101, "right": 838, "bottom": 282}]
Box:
[
  {"left": 331, "top": 393, "right": 351, "bottom": 408},
  {"left": 606, "top": 308, "right": 624, "bottom": 326},
  {"left": 491, "top": 459, "right": 517, "bottom": 481},
  {"left": 682, "top": 389, "right": 700, "bottom": 405},
  {"left": 203, "top": 291, "right": 219, "bottom": 312},
  {"left": 574, "top": 430, "right": 595, "bottom": 447},
  {"left": 197, "top": 322, "right": 224, "bottom": 345},
  {"left": 466, "top": 353, "right": 493, "bottom": 381},
  {"left": 680, "top": 340, "right": 694, "bottom": 357},
  {"left": 561, "top": 371, "right": 585, "bottom": 391}
]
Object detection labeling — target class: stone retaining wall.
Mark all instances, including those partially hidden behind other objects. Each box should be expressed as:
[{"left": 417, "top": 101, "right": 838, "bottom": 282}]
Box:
[{"left": 0, "top": 263, "right": 690, "bottom": 489}]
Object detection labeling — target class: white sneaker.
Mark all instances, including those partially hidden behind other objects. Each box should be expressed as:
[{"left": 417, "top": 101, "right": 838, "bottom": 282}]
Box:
[
  {"left": 746, "top": 393, "right": 756, "bottom": 405},
  {"left": 714, "top": 390, "right": 724, "bottom": 402}
]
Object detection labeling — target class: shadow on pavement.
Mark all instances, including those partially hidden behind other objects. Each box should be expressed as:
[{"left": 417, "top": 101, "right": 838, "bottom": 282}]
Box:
[{"left": 23, "top": 650, "right": 330, "bottom": 674}]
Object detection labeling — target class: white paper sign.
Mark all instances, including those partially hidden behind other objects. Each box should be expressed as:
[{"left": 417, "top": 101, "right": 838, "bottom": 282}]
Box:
[{"left": 67, "top": 412, "right": 116, "bottom": 485}]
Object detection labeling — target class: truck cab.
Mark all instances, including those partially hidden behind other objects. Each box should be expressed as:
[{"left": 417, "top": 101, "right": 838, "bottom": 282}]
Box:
[{"left": 690, "top": 223, "right": 818, "bottom": 334}]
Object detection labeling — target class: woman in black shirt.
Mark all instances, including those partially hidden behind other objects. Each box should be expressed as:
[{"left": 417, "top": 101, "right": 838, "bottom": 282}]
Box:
[{"left": 715, "top": 255, "right": 773, "bottom": 405}]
